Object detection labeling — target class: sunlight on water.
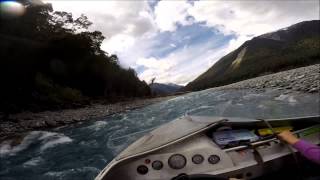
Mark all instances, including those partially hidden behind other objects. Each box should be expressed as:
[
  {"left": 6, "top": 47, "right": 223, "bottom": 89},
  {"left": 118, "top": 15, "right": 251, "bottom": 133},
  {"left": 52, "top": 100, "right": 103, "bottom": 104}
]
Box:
[{"left": 0, "top": 89, "right": 319, "bottom": 180}]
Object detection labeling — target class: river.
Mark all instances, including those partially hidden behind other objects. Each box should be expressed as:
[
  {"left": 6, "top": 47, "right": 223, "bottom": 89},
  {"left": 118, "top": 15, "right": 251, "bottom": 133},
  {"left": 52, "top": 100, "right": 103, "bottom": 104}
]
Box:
[{"left": 0, "top": 88, "right": 319, "bottom": 180}]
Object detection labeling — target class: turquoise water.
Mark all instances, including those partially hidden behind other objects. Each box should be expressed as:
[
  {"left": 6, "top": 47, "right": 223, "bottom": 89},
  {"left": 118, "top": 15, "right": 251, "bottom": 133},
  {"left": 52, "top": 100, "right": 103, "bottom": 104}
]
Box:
[{"left": 0, "top": 89, "right": 319, "bottom": 180}]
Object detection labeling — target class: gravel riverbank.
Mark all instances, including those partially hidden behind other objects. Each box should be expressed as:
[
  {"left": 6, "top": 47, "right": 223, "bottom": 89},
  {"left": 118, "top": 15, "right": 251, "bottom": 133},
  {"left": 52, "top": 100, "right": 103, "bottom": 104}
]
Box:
[
  {"left": 214, "top": 64, "right": 320, "bottom": 93},
  {"left": 0, "top": 64, "right": 319, "bottom": 141}
]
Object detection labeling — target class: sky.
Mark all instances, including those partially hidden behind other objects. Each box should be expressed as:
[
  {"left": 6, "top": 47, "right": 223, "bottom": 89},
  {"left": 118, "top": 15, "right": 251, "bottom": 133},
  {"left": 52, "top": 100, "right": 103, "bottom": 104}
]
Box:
[{"left": 44, "top": 0, "right": 319, "bottom": 85}]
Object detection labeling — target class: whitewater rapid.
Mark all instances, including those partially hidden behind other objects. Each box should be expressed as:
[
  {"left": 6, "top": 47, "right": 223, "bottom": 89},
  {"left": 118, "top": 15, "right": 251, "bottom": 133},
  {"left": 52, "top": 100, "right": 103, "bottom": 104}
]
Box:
[{"left": 0, "top": 89, "right": 319, "bottom": 180}]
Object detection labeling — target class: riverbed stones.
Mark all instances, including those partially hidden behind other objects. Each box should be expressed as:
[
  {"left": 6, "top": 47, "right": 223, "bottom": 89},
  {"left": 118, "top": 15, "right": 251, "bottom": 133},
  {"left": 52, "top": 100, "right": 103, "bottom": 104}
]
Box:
[
  {"left": 214, "top": 64, "right": 320, "bottom": 94},
  {"left": 45, "top": 119, "right": 57, "bottom": 127}
]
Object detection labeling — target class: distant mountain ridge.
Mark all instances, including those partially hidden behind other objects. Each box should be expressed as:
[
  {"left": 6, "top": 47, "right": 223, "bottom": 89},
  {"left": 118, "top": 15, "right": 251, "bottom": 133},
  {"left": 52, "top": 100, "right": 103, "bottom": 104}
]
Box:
[
  {"left": 185, "top": 20, "right": 320, "bottom": 91},
  {"left": 150, "top": 83, "right": 183, "bottom": 95}
]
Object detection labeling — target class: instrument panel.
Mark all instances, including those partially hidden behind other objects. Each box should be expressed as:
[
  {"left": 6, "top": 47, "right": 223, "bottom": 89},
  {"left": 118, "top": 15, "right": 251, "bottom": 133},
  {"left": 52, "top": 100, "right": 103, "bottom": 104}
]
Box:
[
  {"left": 136, "top": 153, "right": 221, "bottom": 175},
  {"left": 123, "top": 135, "right": 234, "bottom": 180},
  {"left": 96, "top": 120, "right": 320, "bottom": 180}
]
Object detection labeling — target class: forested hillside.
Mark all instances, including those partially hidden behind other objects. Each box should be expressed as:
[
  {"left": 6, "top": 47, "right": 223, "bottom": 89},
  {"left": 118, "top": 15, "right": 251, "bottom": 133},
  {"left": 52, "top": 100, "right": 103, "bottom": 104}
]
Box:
[
  {"left": 0, "top": 0, "right": 150, "bottom": 113},
  {"left": 185, "top": 20, "right": 320, "bottom": 91}
]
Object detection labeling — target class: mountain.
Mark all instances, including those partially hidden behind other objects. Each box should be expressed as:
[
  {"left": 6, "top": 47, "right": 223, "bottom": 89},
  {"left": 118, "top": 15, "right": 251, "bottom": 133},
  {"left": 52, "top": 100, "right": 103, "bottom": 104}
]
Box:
[
  {"left": 185, "top": 20, "right": 320, "bottom": 91},
  {"left": 150, "top": 83, "right": 183, "bottom": 95}
]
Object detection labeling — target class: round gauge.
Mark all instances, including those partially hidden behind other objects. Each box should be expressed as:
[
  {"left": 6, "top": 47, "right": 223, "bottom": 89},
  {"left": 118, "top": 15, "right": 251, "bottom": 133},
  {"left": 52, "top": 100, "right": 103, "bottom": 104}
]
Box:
[
  {"left": 152, "top": 160, "right": 163, "bottom": 170},
  {"left": 208, "top": 155, "right": 220, "bottom": 164},
  {"left": 192, "top": 154, "right": 204, "bottom": 164},
  {"left": 137, "top": 165, "right": 148, "bottom": 175},
  {"left": 168, "top": 154, "right": 187, "bottom": 169}
]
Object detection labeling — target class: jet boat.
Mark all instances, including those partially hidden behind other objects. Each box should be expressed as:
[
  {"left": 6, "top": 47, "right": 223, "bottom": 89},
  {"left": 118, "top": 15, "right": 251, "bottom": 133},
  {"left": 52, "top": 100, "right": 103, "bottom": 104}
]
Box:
[{"left": 95, "top": 116, "right": 320, "bottom": 180}]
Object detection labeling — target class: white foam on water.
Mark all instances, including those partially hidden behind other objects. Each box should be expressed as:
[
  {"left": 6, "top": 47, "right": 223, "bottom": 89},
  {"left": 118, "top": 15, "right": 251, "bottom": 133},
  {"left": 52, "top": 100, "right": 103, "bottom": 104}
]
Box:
[
  {"left": 275, "top": 94, "right": 289, "bottom": 101},
  {"left": 258, "top": 104, "right": 267, "bottom": 109},
  {"left": 44, "top": 170, "right": 66, "bottom": 177},
  {"left": 23, "top": 157, "right": 43, "bottom": 167},
  {"left": 79, "top": 166, "right": 100, "bottom": 173},
  {"left": 167, "top": 96, "right": 183, "bottom": 102},
  {"left": 243, "top": 93, "right": 263, "bottom": 100},
  {"left": 0, "top": 131, "right": 43, "bottom": 156},
  {"left": 40, "top": 134, "right": 72, "bottom": 151},
  {"left": 0, "top": 131, "right": 72, "bottom": 156},
  {"left": 288, "top": 96, "right": 297, "bottom": 105},
  {"left": 0, "top": 141, "right": 13, "bottom": 156},
  {"left": 275, "top": 94, "right": 298, "bottom": 105},
  {"left": 184, "top": 105, "right": 215, "bottom": 116},
  {"left": 143, "top": 116, "right": 156, "bottom": 126},
  {"left": 38, "top": 131, "right": 58, "bottom": 140},
  {"left": 108, "top": 125, "right": 130, "bottom": 141},
  {"left": 120, "top": 114, "right": 128, "bottom": 121},
  {"left": 86, "top": 121, "right": 108, "bottom": 131}
]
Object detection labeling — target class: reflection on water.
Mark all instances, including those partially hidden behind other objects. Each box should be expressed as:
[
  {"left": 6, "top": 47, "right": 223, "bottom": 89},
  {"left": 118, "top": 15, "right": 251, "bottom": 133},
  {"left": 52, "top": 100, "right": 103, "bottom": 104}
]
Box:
[{"left": 0, "top": 89, "right": 319, "bottom": 180}]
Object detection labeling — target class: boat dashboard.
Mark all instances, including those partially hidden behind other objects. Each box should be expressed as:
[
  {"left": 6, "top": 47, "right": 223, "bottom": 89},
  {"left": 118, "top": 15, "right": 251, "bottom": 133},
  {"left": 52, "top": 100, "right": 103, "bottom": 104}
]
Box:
[{"left": 96, "top": 116, "right": 320, "bottom": 180}]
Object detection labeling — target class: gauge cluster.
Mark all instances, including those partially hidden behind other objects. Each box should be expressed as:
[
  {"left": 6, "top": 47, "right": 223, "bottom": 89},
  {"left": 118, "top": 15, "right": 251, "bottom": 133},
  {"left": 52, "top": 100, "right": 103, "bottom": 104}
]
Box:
[
  {"left": 127, "top": 135, "right": 234, "bottom": 179},
  {"left": 136, "top": 153, "right": 221, "bottom": 175}
]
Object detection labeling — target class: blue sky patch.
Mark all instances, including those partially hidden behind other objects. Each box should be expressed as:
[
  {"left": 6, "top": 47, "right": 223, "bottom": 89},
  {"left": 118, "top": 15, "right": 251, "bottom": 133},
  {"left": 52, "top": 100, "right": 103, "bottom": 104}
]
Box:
[{"left": 147, "top": 23, "right": 234, "bottom": 60}]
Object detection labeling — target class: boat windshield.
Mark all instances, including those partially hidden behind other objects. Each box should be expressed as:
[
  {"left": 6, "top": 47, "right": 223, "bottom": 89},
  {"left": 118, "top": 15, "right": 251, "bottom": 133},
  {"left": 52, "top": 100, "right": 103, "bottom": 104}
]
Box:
[{"left": 116, "top": 116, "right": 227, "bottom": 160}]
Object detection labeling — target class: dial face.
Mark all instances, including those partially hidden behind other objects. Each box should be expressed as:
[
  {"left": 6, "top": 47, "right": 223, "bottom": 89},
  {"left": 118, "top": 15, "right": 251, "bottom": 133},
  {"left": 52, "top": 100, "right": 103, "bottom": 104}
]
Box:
[
  {"left": 168, "top": 154, "right": 187, "bottom": 169},
  {"left": 208, "top": 155, "right": 220, "bottom": 164},
  {"left": 152, "top": 160, "right": 163, "bottom": 170},
  {"left": 137, "top": 165, "right": 148, "bottom": 175},
  {"left": 192, "top": 154, "right": 204, "bottom": 164}
]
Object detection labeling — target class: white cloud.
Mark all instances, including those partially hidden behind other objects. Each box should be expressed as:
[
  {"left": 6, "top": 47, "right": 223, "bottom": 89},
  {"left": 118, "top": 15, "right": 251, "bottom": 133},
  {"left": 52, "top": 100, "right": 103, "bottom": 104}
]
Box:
[
  {"left": 137, "top": 57, "right": 175, "bottom": 71},
  {"left": 224, "top": 35, "right": 252, "bottom": 54},
  {"left": 137, "top": 40, "right": 229, "bottom": 85},
  {"left": 45, "top": 0, "right": 156, "bottom": 56},
  {"left": 188, "top": 0, "right": 320, "bottom": 51},
  {"left": 101, "top": 34, "right": 135, "bottom": 55},
  {"left": 189, "top": 1, "right": 319, "bottom": 36},
  {"left": 154, "top": 0, "right": 192, "bottom": 32}
]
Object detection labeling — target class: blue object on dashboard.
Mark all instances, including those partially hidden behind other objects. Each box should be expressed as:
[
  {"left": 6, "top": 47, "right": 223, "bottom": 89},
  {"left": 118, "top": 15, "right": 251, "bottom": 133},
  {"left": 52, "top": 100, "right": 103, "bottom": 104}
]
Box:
[{"left": 213, "top": 129, "right": 259, "bottom": 146}]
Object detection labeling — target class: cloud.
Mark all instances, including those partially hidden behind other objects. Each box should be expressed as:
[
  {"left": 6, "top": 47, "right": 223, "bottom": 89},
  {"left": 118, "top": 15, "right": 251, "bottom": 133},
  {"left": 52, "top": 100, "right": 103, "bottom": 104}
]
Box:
[
  {"left": 137, "top": 32, "right": 231, "bottom": 85},
  {"left": 101, "top": 34, "right": 135, "bottom": 55},
  {"left": 189, "top": 1, "right": 319, "bottom": 36},
  {"left": 188, "top": 0, "right": 320, "bottom": 51},
  {"left": 45, "top": 0, "right": 320, "bottom": 85},
  {"left": 45, "top": 1, "right": 156, "bottom": 55},
  {"left": 137, "top": 57, "right": 175, "bottom": 71},
  {"left": 137, "top": 46, "right": 228, "bottom": 85},
  {"left": 154, "top": 0, "right": 192, "bottom": 32}
]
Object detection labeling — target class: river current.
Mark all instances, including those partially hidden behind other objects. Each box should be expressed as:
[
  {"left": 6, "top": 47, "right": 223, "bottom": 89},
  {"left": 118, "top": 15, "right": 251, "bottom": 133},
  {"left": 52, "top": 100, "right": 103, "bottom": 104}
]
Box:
[{"left": 0, "top": 88, "right": 319, "bottom": 180}]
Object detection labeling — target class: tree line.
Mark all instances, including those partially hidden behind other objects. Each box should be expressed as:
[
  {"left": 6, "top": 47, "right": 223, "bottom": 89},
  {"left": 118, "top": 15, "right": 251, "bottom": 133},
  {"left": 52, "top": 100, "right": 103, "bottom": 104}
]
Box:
[{"left": 0, "top": 0, "right": 151, "bottom": 114}]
